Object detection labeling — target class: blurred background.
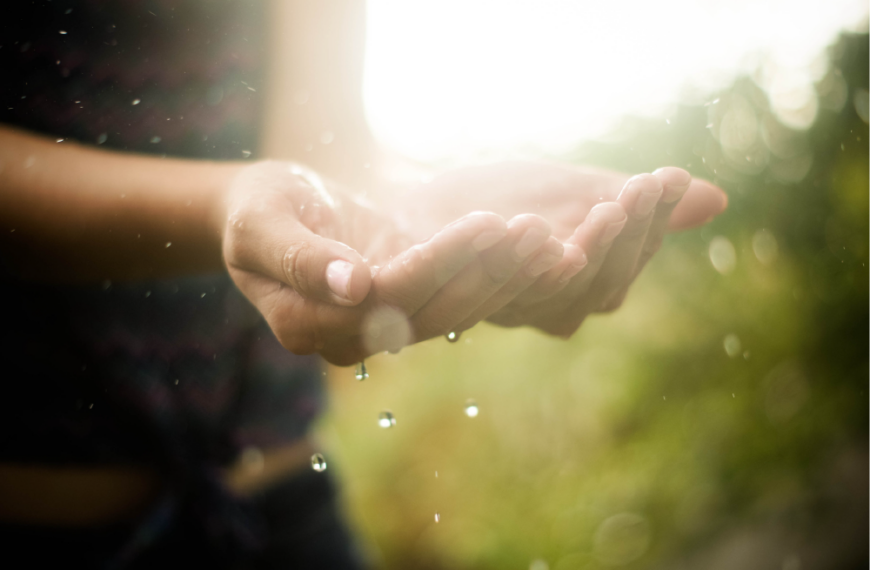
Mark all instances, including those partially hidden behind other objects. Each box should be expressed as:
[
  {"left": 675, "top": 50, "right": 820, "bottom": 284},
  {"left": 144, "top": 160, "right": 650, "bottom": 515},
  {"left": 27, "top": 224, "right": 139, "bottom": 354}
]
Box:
[{"left": 314, "top": 1, "right": 869, "bottom": 569}]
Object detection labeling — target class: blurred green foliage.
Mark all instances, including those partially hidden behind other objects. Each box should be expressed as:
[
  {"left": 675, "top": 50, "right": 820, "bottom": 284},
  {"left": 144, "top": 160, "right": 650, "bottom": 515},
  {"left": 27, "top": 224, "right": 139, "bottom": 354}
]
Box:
[{"left": 318, "top": 33, "right": 868, "bottom": 570}]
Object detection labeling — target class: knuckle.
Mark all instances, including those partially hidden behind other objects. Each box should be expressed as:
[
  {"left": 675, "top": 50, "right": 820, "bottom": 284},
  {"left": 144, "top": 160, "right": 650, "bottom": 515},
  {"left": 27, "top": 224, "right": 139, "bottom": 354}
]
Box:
[{"left": 282, "top": 241, "right": 312, "bottom": 293}]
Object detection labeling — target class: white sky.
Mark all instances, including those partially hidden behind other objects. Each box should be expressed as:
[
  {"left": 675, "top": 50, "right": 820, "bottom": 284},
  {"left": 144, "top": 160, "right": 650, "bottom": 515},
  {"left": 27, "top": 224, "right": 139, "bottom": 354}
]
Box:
[{"left": 363, "top": 0, "right": 868, "bottom": 162}]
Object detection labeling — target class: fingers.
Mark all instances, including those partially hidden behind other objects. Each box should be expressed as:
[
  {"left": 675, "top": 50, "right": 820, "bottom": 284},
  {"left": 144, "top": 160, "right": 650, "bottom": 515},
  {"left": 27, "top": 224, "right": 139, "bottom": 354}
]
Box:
[
  {"left": 578, "top": 174, "right": 662, "bottom": 311},
  {"left": 225, "top": 212, "right": 372, "bottom": 307},
  {"left": 667, "top": 178, "right": 728, "bottom": 231},
  {"left": 373, "top": 211, "right": 508, "bottom": 315},
  {"left": 452, "top": 234, "right": 565, "bottom": 332},
  {"left": 409, "top": 214, "right": 559, "bottom": 340},
  {"left": 514, "top": 201, "right": 627, "bottom": 306},
  {"left": 631, "top": 167, "right": 692, "bottom": 276}
]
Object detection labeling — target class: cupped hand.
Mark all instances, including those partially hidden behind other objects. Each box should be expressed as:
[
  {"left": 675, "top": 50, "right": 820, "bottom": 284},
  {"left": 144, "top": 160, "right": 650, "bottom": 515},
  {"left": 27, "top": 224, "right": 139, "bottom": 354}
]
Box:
[
  {"left": 394, "top": 161, "right": 727, "bottom": 336},
  {"left": 219, "top": 161, "right": 564, "bottom": 365}
]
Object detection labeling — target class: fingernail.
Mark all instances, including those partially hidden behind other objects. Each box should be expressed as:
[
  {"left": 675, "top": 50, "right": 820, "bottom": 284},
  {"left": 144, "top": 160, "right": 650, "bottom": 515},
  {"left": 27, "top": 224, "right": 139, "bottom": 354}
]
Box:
[
  {"left": 326, "top": 260, "right": 353, "bottom": 300},
  {"left": 514, "top": 228, "right": 549, "bottom": 260},
  {"left": 559, "top": 257, "right": 588, "bottom": 282},
  {"left": 634, "top": 189, "right": 661, "bottom": 217},
  {"left": 526, "top": 252, "right": 562, "bottom": 277},
  {"left": 472, "top": 230, "right": 506, "bottom": 251},
  {"left": 599, "top": 220, "right": 626, "bottom": 245}
]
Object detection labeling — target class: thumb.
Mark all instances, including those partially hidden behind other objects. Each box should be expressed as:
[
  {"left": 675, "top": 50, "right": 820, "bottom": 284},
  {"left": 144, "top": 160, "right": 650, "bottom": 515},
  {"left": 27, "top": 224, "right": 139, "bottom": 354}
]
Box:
[{"left": 226, "top": 216, "right": 372, "bottom": 306}]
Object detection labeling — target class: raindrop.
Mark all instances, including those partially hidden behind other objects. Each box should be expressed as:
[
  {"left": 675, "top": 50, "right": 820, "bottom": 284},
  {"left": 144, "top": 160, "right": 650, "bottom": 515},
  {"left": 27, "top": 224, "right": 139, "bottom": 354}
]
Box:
[
  {"left": 56, "top": 138, "right": 64, "bottom": 143},
  {"left": 378, "top": 410, "right": 396, "bottom": 428},
  {"left": 593, "top": 513, "right": 651, "bottom": 566},
  {"left": 464, "top": 399, "right": 479, "bottom": 418},
  {"left": 708, "top": 236, "right": 736, "bottom": 274},
  {"left": 150, "top": 136, "right": 161, "bottom": 143},
  {"left": 723, "top": 334, "right": 741, "bottom": 358},
  {"left": 241, "top": 150, "right": 252, "bottom": 158},
  {"left": 446, "top": 331, "right": 460, "bottom": 343},
  {"left": 355, "top": 361, "right": 368, "bottom": 381},
  {"left": 753, "top": 230, "right": 778, "bottom": 265},
  {"left": 165, "top": 242, "right": 172, "bottom": 248},
  {"left": 144, "top": 290, "right": 151, "bottom": 298},
  {"left": 132, "top": 99, "right": 141, "bottom": 105},
  {"left": 311, "top": 453, "right": 327, "bottom": 472},
  {"left": 59, "top": 30, "right": 68, "bottom": 35},
  {"left": 97, "top": 133, "right": 108, "bottom": 144},
  {"left": 434, "top": 513, "right": 440, "bottom": 523}
]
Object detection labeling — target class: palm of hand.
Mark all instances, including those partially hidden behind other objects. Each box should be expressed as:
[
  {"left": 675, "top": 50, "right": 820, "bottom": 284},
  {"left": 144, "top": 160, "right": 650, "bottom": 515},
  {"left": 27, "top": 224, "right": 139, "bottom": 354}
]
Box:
[{"left": 393, "top": 161, "right": 725, "bottom": 337}]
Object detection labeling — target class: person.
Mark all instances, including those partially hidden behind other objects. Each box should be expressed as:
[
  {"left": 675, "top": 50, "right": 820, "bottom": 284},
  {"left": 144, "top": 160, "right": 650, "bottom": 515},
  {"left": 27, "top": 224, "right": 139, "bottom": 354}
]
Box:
[{"left": 0, "top": 1, "right": 727, "bottom": 568}]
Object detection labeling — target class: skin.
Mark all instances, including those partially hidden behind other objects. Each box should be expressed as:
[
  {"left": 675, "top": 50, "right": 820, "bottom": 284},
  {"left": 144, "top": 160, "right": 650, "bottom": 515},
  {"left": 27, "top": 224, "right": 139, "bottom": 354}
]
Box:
[
  {"left": 395, "top": 161, "right": 728, "bottom": 336},
  {"left": 0, "top": 127, "right": 726, "bottom": 365}
]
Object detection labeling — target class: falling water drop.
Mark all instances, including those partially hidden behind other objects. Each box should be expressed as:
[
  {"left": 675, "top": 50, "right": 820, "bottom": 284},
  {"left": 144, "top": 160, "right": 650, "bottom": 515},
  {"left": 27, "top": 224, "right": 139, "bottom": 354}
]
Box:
[
  {"left": 241, "top": 150, "right": 252, "bottom": 158},
  {"left": 132, "top": 99, "right": 141, "bottom": 105},
  {"left": 378, "top": 410, "right": 396, "bottom": 428},
  {"left": 446, "top": 331, "right": 460, "bottom": 343},
  {"left": 355, "top": 361, "right": 368, "bottom": 381},
  {"left": 723, "top": 334, "right": 741, "bottom": 358},
  {"left": 434, "top": 513, "right": 440, "bottom": 523},
  {"left": 311, "top": 453, "right": 327, "bottom": 472},
  {"left": 464, "top": 399, "right": 479, "bottom": 418}
]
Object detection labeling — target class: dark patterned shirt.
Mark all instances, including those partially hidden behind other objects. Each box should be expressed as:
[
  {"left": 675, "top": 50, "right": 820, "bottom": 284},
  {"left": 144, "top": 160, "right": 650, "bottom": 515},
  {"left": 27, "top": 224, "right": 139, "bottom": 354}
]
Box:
[{"left": 0, "top": 0, "right": 323, "bottom": 471}]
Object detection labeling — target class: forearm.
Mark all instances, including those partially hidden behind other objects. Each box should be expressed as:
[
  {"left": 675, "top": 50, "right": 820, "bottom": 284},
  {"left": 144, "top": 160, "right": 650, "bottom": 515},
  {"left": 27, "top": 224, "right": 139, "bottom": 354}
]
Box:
[{"left": 0, "top": 125, "right": 244, "bottom": 283}]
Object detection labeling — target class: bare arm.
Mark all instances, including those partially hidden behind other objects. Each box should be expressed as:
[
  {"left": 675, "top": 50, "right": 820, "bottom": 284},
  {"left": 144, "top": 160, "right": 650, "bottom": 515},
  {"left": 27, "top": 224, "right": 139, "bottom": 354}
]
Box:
[{"left": 0, "top": 125, "right": 242, "bottom": 282}]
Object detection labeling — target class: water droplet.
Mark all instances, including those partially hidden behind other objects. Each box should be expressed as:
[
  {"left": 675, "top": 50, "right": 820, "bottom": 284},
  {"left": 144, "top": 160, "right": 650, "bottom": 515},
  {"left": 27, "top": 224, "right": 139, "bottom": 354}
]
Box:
[
  {"left": 150, "top": 136, "right": 161, "bottom": 144},
  {"left": 593, "top": 513, "right": 651, "bottom": 566},
  {"left": 355, "top": 361, "right": 368, "bottom": 381},
  {"left": 434, "top": 470, "right": 438, "bottom": 478},
  {"left": 56, "top": 138, "right": 64, "bottom": 143},
  {"left": 59, "top": 30, "right": 68, "bottom": 35},
  {"left": 97, "top": 133, "right": 108, "bottom": 145},
  {"left": 723, "top": 334, "right": 741, "bottom": 358},
  {"left": 144, "top": 290, "right": 151, "bottom": 298},
  {"left": 88, "top": 403, "right": 93, "bottom": 409},
  {"left": 434, "top": 512, "right": 440, "bottom": 523},
  {"left": 132, "top": 99, "right": 141, "bottom": 105},
  {"left": 464, "top": 399, "right": 479, "bottom": 418},
  {"left": 311, "top": 453, "right": 327, "bottom": 472},
  {"left": 446, "top": 331, "right": 460, "bottom": 343},
  {"left": 708, "top": 236, "right": 736, "bottom": 274},
  {"left": 165, "top": 242, "right": 172, "bottom": 248},
  {"left": 241, "top": 150, "right": 252, "bottom": 158},
  {"left": 174, "top": 378, "right": 178, "bottom": 385},
  {"left": 378, "top": 410, "right": 396, "bottom": 428},
  {"left": 752, "top": 229, "right": 778, "bottom": 265},
  {"left": 200, "top": 293, "right": 206, "bottom": 298}
]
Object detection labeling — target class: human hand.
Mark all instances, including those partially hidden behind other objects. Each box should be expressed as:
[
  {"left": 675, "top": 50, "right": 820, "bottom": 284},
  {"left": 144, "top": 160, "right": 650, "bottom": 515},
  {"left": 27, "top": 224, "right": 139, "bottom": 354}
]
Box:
[
  {"left": 394, "top": 161, "right": 727, "bottom": 336},
  {"left": 219, "top": 161, "right": 566, "bottom": 365}
]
